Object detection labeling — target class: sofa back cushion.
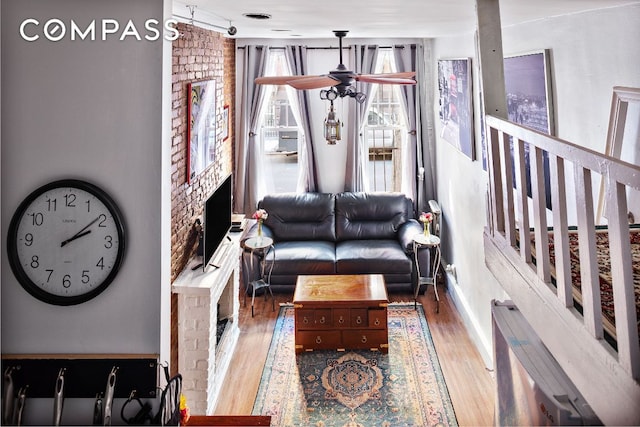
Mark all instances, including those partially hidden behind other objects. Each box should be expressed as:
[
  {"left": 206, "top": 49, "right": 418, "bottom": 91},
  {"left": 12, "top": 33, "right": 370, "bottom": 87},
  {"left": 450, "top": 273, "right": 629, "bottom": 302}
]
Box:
[
  {"left": 335, "top": 192, "right": 413, "bottom": 241},
  {"left": 258, "top": 193, "right": 336, "bottom": 241}
]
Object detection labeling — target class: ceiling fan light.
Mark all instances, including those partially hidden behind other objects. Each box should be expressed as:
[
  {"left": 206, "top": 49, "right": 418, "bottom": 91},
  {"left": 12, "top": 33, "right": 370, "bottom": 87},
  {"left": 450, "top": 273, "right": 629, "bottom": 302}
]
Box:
[
  {"left": 324, "top": 102, "right": 342, "bottom": 145},
  {"left": 320, "top": 87, "right": 338, "bottom": 101}
]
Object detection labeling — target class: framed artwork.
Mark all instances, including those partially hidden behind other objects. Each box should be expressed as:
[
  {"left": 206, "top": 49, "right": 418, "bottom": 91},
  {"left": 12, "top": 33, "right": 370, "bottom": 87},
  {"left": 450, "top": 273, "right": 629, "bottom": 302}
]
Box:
[
  {"left": 222, "top": 104, "right": 230, "bottom": 141},
  {"left": 504, "top": 49, "right": 554, "bottom": 208},
  {"left": 504, "top": 50, "right": 554, "bottom": 135},
  {"left": 187, "top": 79, "right": 217, "bottom": 184},
  {"left": 437, "top": 58, "right": 474, "bottom": 160},
  {"left": 596, "top": 86, "right": 640, "bottom": 223}
]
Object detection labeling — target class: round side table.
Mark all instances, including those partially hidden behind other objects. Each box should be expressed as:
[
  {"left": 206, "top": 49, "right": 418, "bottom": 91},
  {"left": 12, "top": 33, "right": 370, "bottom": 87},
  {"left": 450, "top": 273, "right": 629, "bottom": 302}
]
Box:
[
  {"left": 244, "top": 236, "right": 276, "bottom": 317},
  {"left": 413, "top": 233, "right": 441, "bottom": 312}
]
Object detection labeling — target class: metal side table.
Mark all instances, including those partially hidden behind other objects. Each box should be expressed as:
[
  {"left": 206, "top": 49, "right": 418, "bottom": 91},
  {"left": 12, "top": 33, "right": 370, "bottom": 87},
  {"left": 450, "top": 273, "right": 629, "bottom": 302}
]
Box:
[
  {"left": 244, "top": 236, "right": 276, "bottom": 317},
  {"left": 413, "top": 233, "right": 441, "bottom": 312}
]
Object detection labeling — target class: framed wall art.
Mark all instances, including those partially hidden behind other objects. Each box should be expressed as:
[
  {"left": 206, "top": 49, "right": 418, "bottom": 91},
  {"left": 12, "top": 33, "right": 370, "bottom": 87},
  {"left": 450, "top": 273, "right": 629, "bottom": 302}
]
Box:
[
  {"left": 437, "top": 58, "right": 474, "bottom": 160},
  {"left": 187, "top": 79, "right": 217, "bottom": 184},
  {"left": 596, "top": 86, "right": 640, "bottom": 223},
  {"left": 504, "top": 49, "right": 554, "bottom": 135},
  {"left": 222, "top": 104, "right": 230, "bottom": 141},
  {"left": 504, "top": 49, "right": 554, "bottom": 208}
]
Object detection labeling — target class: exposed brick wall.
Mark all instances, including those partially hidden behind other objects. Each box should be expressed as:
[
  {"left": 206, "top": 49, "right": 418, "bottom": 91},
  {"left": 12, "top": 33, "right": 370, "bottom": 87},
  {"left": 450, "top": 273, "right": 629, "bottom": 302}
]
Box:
[
  {"left": 170, "top": 23, "right": 236, "bottom": 374},
  {"left": 170, "top": 23, "right": 236, "bottom": 282}
]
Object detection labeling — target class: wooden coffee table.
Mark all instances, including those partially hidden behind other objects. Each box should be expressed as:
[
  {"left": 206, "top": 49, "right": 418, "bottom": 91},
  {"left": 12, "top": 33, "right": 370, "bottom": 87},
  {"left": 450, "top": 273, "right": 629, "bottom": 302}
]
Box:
[{"left": 293, "top": 274, "right": 389, "bottom": 354}]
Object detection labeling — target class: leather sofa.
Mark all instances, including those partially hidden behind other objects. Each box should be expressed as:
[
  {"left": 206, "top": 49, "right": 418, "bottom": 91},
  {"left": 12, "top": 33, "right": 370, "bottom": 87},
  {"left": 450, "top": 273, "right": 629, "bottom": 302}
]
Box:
[{"left": 241, "top": 192, "right": 423, "bottom": 293}]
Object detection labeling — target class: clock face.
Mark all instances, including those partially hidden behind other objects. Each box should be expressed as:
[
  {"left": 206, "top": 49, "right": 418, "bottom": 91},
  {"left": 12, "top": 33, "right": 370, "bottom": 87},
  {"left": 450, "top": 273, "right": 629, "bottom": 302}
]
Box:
[{"left": 7, "top": 180, "right": 126, "bottom": 305}]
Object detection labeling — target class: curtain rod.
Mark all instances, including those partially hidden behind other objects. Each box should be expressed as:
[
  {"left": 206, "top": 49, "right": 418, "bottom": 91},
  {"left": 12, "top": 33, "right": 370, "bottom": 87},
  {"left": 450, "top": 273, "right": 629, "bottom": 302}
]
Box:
[{"left": 237, "top": 45, "right": 408, "bottom": 50}]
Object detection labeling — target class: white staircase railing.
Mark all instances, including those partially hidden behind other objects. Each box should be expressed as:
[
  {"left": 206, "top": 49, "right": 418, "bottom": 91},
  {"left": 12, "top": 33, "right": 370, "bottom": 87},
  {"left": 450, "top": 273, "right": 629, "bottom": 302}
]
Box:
[{"left": 483, "top": 113, "right": 640, "bottom": 424}]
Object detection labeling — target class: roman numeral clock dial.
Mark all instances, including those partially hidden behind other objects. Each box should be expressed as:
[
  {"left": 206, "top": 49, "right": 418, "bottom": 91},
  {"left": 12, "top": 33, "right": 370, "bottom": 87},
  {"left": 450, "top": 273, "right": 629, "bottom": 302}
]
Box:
[{"left": 7, "top": 179, "right": 126, "bottom": 305}]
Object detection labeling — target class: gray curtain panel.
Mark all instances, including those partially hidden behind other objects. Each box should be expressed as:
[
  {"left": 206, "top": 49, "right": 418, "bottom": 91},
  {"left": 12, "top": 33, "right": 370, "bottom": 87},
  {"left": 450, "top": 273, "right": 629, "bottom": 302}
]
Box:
[
  {"left": 393, "top": 44, "right": 419, "bottom": 207},
  {"left": 345, "top": 45, "right": 379, "bottom": 192},
  {"left": 235, "top": 45, "right": 269, "bottom": 215},
  {"left": 284, "top": 45, "right": 319, "bottom": 192}
]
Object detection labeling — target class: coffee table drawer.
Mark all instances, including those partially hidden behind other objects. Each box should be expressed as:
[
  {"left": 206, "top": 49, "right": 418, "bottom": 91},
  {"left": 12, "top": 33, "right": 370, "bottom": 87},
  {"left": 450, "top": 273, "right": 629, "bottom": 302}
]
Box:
[
  {"left": 296, "top": 308, "right": 332, "bottom": 329},
  {"left": 296, "top": 330, "right": 341, "bottom": 352},
  {"left": 333, "top": 308, "right": 350, "bottom": 328},
  {"left": 342, "top": 329, "right": 388, "bottom": 350},
  {"left": 368, "top": 309, "right": 387, "bottom": 328},
  {"left": 350, "top": 309, "right": 368, "bottom": 327}
]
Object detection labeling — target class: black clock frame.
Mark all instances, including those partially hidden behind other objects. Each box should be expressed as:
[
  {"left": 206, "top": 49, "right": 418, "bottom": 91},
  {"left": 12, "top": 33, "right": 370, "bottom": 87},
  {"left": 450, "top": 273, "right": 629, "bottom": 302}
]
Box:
[{"left": 7, "top": 179, "right": 126, "bottom": 305}]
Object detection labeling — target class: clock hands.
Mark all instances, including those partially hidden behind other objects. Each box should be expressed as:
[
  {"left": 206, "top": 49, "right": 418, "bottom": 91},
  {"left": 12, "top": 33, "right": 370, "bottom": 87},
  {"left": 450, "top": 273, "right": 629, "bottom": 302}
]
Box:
[
  {"left": 60, "top": 216, "right": 100, "bottom": 247},
  {"left": 60, "top": 230, "right": 92, "bottom": 247}
]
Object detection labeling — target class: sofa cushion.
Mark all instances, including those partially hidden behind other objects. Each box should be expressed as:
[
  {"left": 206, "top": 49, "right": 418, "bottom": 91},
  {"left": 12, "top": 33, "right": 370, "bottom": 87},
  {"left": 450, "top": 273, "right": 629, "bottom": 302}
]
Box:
[
  {"left": 335, "top": 240, "right": 412, "bottom": 274},
  {"left": 259, "top": 193, "right": 336, "bottom": 242},
  {"left": 335, "top": 192, "right": 413, "bottom": 241},
  {"left": 265, "top": 241, "right": 336, "bottom": 276}
]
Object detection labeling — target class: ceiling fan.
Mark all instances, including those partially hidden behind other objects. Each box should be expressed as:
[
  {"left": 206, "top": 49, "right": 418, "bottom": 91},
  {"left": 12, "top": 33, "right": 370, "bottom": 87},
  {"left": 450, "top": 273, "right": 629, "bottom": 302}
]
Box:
[{"left": 254, "top": 30, "right": 416, "bottom": 103}]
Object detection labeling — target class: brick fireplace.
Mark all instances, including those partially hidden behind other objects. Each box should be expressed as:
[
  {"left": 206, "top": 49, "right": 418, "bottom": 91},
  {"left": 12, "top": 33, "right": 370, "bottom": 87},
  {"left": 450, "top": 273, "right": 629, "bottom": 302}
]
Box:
[{"left": 172, "top": 238, "right": 240, "bottom": 414}]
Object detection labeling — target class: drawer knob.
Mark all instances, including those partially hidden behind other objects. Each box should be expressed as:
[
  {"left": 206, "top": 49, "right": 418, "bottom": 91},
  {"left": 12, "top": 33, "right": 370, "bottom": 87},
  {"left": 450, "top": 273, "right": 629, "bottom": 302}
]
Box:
[
  {"left": 374, "top": 318, "right": 380, "bottom": 326},
  {"left": 356, "top": 316, "right": 363, "bottom": 325},
  {"left": 319, "top": 316, "right": 326, "bottom": 324},
  {"left": 338, "top": 316, "right": 345, "bottom": 324},
  {"left": 303, "top": 317, "right": 310, "bottom": 324},
  {"left": 361, "top": 335, "right": 368, "bottom": 343},
  {"left": 316, "top": 336, "right": 322, "bottom": 344}
]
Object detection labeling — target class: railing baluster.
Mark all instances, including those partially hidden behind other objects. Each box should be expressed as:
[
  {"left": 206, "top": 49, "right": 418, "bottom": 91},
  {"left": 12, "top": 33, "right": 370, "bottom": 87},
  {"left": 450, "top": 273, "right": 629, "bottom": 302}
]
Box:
[
  {"left": 499, "top": 130, "right": 516, "bottom": 247},
  {"left": 488, "top": 126, "right": 505, "bottom": 234},
  {"left": 573, "top": 165, "right": 603, "bottom": 339},
  {"left": 606, "top": 179, "right": 639, "bottom": 379},
  {"left": 530, "top": 146, "right": 550, "bottom": 283},
  {"left": 549, "top": 154, "right": 572, "bottom": 306},
  {"left": 513, "top": 138, "right": 531, "bottom": 263}
]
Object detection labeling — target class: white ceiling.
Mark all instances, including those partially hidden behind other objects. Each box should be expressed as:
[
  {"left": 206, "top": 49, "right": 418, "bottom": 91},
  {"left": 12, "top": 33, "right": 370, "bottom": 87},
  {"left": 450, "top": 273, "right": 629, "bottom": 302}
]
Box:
[{"left": 172, "top": 0, "right": 639, "bottom": 39}]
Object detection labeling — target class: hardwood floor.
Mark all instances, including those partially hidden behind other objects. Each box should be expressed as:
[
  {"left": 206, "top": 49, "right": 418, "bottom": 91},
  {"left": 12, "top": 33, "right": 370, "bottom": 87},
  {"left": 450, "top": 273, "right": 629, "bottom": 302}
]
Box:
[{"left": 214, "top": 286, "right": 495, "bottom": 426}]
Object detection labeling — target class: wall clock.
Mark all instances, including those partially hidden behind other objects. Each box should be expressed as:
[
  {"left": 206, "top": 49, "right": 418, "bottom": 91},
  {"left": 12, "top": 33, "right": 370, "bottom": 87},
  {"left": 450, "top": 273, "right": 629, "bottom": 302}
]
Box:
[{"left": 7, "top": 179, "right": 126, "bottom": 305}]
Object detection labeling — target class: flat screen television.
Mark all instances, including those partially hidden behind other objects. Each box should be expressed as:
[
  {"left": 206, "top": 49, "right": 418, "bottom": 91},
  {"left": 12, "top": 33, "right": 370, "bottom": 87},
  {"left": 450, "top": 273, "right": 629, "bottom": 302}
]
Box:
[{"left": 202, "top": 174, "right": 232, "bottom": 271}]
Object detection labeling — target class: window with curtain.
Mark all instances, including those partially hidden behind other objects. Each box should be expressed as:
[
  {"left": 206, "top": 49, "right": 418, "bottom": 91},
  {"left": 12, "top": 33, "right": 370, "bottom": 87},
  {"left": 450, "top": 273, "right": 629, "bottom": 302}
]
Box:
[
  {"left": 364, "top": 49, "right": 409, "bottom": 192},
  {"left": 258, "top": 50, "right": 300, "bottom": 193}
]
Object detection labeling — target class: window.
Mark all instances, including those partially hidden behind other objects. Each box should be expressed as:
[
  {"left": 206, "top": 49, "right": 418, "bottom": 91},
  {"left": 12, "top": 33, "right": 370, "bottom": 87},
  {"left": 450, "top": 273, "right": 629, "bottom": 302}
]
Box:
[
  {"left": 364, "top": 49, "right": 408, "bottom": 192},
  {"left": 259, "top": 50, "right": 300, "bottom": 193}
]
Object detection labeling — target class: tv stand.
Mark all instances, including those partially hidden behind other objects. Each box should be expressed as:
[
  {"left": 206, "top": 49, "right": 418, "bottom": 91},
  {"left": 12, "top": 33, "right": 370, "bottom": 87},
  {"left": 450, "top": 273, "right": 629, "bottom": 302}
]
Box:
[{"left": 172, "top": 234, "right": 240, "bottom": 415}]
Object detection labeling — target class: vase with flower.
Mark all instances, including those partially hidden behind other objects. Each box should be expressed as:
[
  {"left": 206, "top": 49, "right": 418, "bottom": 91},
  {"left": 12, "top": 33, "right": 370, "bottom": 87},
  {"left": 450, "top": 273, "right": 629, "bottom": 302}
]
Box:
[
  {"left": 252, "top": 209, "right": 269, "bottom": 240},
  {"left": 419, "top": 211, "right": 433, "bottom": 237},
  {"left": 179, "top": 393, "right": 190, "bottom": 426}
]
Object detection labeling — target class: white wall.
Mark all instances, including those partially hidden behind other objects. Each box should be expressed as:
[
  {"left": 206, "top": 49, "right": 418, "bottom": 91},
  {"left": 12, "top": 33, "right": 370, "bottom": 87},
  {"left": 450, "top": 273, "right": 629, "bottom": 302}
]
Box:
[
  {"left": 1, "top": 0, "right": 168, "bottom": 356},
  {"left": 432, "top": 2, "right": 640, "bottom": 367},
  {"left": 431, "top": 33, "right": 509, "bottom": 367}
]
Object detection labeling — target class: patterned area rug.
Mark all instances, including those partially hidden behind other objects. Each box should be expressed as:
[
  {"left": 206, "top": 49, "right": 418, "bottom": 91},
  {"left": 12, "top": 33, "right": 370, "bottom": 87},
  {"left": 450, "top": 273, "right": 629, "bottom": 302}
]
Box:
[
  {"left": 539, "top": 227, "right": 640, "bottom": 344},
  {"left": 252, "top": 304, "right": 458, "bottom": 427}
]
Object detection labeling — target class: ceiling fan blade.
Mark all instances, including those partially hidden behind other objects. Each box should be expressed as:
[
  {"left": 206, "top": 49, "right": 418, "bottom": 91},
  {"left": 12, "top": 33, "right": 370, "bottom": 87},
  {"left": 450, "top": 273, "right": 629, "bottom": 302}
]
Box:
[
  {"left": 254, "top": 75, "right": 307, "bottom": 85},
  {"left": 359, "top": 71, "right": 416, "bottom": 80},
  {"left": 355, "top": 75, "right": 417, "bottom": 85},
  {"left": 286, "top": 75, "right": 340, "bottom": 90}
]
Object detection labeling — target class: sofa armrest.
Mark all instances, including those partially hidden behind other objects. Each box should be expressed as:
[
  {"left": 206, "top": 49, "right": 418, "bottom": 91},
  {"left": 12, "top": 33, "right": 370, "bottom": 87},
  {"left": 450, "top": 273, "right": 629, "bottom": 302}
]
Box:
[{"left": 398, "top": 219, "right": 423, "bottom": 252}]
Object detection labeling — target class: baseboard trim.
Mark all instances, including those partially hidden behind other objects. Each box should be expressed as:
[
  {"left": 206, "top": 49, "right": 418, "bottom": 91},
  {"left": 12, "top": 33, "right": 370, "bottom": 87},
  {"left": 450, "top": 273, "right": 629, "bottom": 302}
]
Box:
[{"left": 443, "top": 266, "right": 493, "bottom": 370}]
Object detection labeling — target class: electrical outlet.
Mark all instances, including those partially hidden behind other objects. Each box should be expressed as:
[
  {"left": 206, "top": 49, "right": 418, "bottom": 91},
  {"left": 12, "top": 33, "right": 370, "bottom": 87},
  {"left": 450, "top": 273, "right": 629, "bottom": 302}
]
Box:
[{"left": 445, "top": 264, "right": 457, "bottom": 281}]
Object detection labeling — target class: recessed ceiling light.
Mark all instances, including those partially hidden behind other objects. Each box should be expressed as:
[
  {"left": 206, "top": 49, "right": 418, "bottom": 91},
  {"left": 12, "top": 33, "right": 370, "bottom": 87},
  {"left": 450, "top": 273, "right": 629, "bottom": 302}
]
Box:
[{"left": 243, "top": 13, "right": 272, "bottom": 20}]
